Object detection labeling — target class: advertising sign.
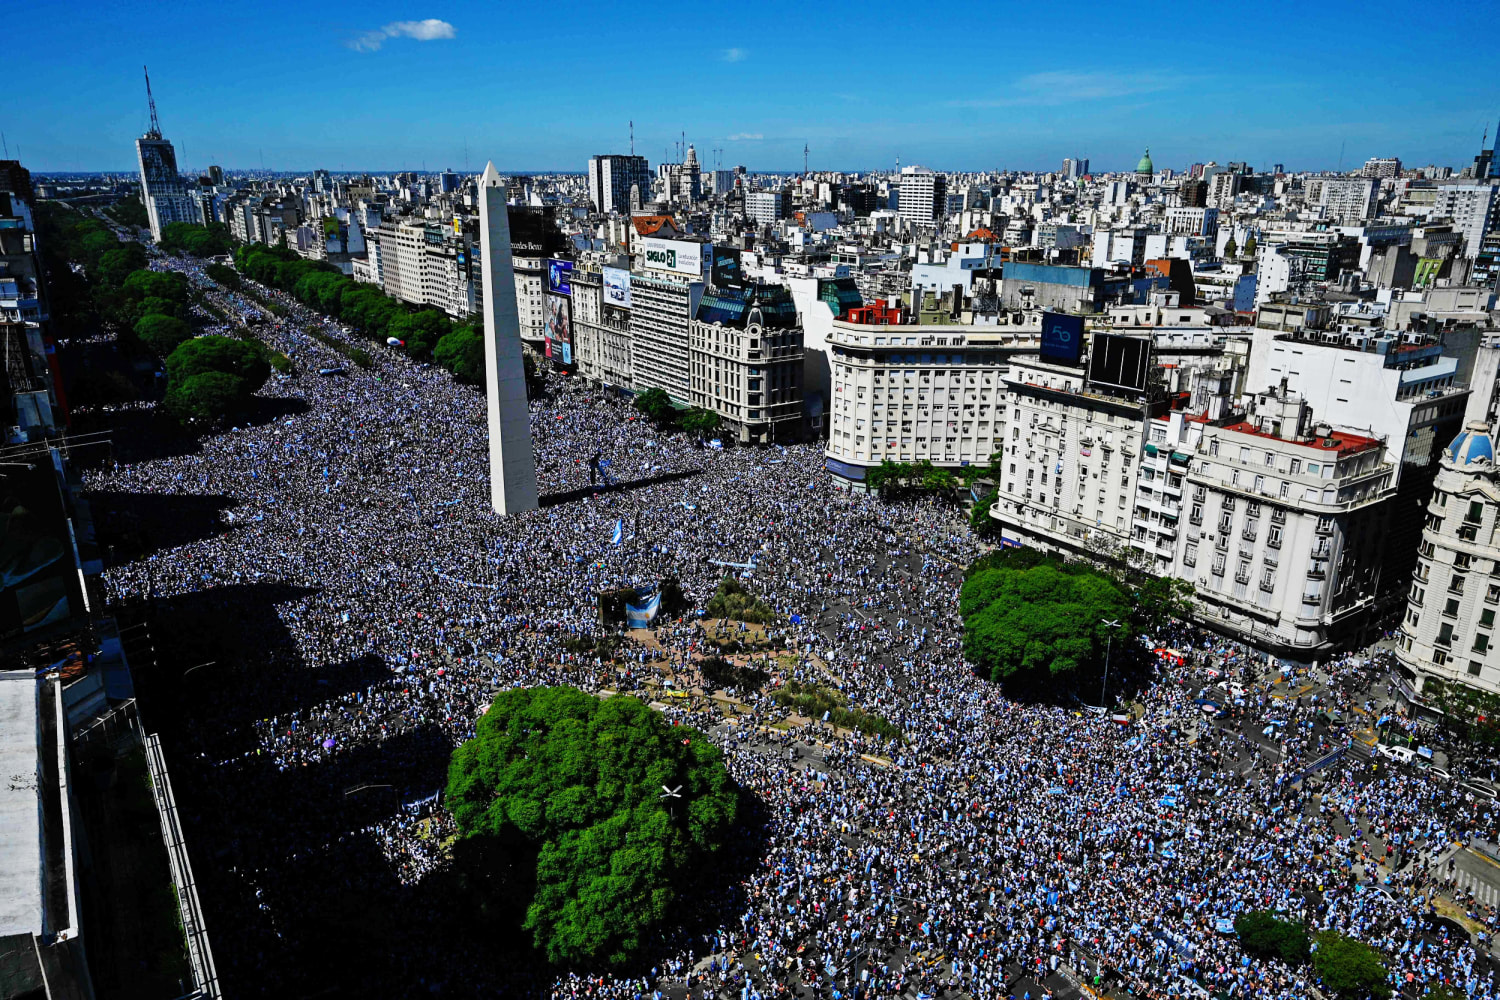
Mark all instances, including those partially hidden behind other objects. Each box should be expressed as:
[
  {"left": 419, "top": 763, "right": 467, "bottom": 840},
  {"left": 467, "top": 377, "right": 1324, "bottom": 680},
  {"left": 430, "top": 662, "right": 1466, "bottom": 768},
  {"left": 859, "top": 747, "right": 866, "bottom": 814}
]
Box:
[
  {"left": 602, "top": 267, "right": 632, "bottom": 308},
  {"left": 641, "top": 236, "right": 705, "bottom": 277},
  {"left": 1087, "top": 333, "right": 1153, "bottom": 395},
  {"left": 710, "top": 246, "right": 743, "bottom": 289},
  {"left": 544, "top": 294, "right": 573, "bottom": 367},
  {"left": 1040, "top": 312, "right": 1084, "bottom": 365},
  {"left": 452, "top": 216, "right": 462, "bottom": 236},
  {"left": 546, "top": 258, "right": 574, "bottom": 296}
]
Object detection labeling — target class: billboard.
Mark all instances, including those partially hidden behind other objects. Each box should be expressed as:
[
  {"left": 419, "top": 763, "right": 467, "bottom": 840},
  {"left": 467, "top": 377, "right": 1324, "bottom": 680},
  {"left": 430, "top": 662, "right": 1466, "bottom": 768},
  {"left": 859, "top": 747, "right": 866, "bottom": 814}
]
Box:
[
  {"left": 641, "top": 236, "right": 704, "bottom": 277},
  {"left": 546, "top": 258, "right": 574, "bottom": 296},
  {"left": 544, "top": 294, "right": 573, "bottom": 367},
  {"left": 1040, "top": 312, "right": 1084, "bottom": 365},
  {"left": 710, "top": 246, "right": 743, "bottom": 289},
  {"left": 602, "top": 266, "right": 632, "bottom": 309},
  {"left": 1087, "top": 333, "right": 1153, "bottom": 395}
]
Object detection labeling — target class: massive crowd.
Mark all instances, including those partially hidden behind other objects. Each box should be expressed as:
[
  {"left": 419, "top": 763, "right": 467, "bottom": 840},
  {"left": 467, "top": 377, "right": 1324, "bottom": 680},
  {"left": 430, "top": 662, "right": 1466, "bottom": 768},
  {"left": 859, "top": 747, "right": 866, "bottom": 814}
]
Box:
[{"left": 86, "top": 253, "right": 1500, "bottom": 999}]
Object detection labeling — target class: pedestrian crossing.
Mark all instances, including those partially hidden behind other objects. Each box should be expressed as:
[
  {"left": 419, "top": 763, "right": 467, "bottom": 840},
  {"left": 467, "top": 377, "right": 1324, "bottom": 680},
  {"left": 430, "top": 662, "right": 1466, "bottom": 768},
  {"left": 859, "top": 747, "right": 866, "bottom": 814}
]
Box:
[{"left": 1452, "top": 866, "right": 1500, "bottom": 908}]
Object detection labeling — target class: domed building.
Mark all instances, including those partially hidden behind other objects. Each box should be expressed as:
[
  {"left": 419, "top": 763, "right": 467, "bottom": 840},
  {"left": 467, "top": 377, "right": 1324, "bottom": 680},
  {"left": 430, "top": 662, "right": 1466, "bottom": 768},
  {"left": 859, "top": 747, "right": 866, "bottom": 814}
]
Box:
[
  {"left": 1396, "top": 421, "right": 1500, "bottom": 719},
  {"left": 1135, "top": 148, "right": 1154, "bottom": 179}
]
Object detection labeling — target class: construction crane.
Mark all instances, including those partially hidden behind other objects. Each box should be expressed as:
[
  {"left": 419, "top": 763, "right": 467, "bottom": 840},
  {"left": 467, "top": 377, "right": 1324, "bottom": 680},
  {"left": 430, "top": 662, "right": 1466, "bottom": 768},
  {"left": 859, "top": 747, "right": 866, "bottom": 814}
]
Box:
[{"left": 143, "top": 65, "right": 162, "bottom": 139}]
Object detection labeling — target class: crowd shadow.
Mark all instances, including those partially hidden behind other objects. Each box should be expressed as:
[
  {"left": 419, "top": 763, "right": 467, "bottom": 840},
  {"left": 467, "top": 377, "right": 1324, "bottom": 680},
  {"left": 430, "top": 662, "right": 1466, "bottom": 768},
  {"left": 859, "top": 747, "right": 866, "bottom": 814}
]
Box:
[
  {"left": 539, "top": 467, "right": 705, "bottom": 508},
  {"left": 88, "top": 490, "right": 242, "bottom": 564}
]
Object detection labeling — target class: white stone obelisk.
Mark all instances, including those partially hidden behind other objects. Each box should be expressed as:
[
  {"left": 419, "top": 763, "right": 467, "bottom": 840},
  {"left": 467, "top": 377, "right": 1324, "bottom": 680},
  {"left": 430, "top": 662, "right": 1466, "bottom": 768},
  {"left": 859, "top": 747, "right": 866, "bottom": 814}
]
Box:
[{"left": 477, "top": 162, "right": 540, "bottom": 514}]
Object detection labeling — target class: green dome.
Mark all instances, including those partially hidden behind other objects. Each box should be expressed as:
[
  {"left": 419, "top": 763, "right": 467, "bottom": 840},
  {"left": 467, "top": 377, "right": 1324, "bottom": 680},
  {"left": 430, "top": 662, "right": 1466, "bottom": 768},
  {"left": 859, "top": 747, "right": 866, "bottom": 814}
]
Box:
[{"left": 1136, "top": 148, "right": 1154, "bottom": 175}]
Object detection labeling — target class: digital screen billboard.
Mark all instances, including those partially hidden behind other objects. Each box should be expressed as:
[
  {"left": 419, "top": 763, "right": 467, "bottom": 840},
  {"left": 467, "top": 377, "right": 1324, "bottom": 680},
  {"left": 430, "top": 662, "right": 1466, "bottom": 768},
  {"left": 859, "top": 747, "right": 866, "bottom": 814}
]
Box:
[
  {"left": 1087, "top": 333, "right": 1153, "bottom": 395},
  {"left": 1040, "top": 312, "right": 1084, "bottom": 365},
  {"left": 710, "top": 246, "right": 743, "bottom": 289},
  {"left": 546, "top": 258, "right": 574, "bottom": 296},
  {"left": 544, "top": 294, "right": 573, "bottom": 368},
  {"left": 640, "top": 237, "right": 705, "bottom": 277},
  {"left": 602, "top": 267, "right": 632, "bottom": 309}
]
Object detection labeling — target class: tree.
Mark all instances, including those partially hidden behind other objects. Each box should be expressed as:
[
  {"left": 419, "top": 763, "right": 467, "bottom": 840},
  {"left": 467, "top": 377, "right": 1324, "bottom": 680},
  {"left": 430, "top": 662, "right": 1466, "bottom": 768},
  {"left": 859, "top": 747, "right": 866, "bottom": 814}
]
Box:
[
  {"left": 1235, "top": 910, "right": 1310, "bottom": 965},
  {"left": 633, "top": 387, "right": 676, "bottom": 427},
  {"left": 434, "top": 324, "right": 486, "bottom": 384},
  {"left": 960, "top": 555, "right": 1132, "bottom": 684},
  {"left": 969, "top": 486, "right": 1000, "bottom": 539},
  {"left": 704, "top": 576, "right": 777, "bottom": 624},
  {"left": 387, "top": 309, "right": 452, "bottom": 360},
  {"left": 679, "top": 407, "right": 721, "bottom": 437},
  {"left": 1243, "top": 233, "right": 1258, "bottom": 257},
  {"left": 165, "top": 336, "right": 269, "bottom": 394},
  {"left": 162, "top": 371, "right": 247, "bottom": 424},
  {"left": 105, "top": 196, "right": 149, "bottom": 229},
  {"left": 159, "top": 222, "right": 231, "bottom": 258},
  {"left": 1311, "top": 931, "right": 1390, "bottom": 1000},
  {"left": 123, "top": 269, "right": 189, "bottom": 306},
  {"left": 1224, "top": 237, "right": 1239, "bottom": 258},
  {"left": 445, "top": 687, "right": 738, "bottom": 967},
  {"left": 97, "top": 244, "right": 149, "bottom": 287},
  {"left": 133, "top": 314, "right": 192, "bottom": 357},
  {"left": 205, "top": 263, "right": 241, "bottom": 290}
]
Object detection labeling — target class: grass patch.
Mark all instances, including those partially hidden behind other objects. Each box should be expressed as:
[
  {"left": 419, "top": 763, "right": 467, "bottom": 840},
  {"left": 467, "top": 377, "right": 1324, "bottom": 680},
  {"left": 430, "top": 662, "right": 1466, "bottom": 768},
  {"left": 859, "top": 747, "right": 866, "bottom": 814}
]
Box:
[{"left": 772, "top": 681, "right": 901, "bottom": 741}]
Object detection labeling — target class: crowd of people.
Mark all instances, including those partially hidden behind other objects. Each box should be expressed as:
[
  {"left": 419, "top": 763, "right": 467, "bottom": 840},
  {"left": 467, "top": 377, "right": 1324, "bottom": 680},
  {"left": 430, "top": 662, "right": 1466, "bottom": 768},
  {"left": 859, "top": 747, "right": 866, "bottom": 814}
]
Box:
[{"left": 85, "top": 252, "right": 1500, "bottom": 999}]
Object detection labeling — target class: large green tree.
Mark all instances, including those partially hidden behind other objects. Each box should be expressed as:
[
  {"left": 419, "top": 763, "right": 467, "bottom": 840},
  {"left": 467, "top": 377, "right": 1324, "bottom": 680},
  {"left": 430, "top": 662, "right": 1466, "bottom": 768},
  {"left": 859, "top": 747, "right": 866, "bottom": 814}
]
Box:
[
  {"left": 633, "top": 387, "right": 676, "bottom": 427},
  {"left": 165, "top": 335, "right": 269, "bottom": 390},
  {"left": 1312, "top": 931, "right": 1390, "bottom": 1000},
  {"left": 97, "top": 244, "right": 149, "bottom": 287},
  {"left": 134, "top": 314, "right": 192, "bottom": 357},
  {"left": 387, "top": 309, "right": 452, "bottom": 360},
  {"left": 123, "top": 269, "right": 189, "bottom": 306},
  {"left": 445, "top": 687, "right": 738, "bottom": 967},
  {"left": 960, "top": 554, "right": 1132, "bottom": 683},
  {"left": 159, "top": 222, "right": 232, "bottom": 258},
  {"left": 433, "top": 324, "right": 485, "bottom": 384},
  {"left": 1235, "top": 910, "right": 1310, "bottom": 965},
  {"left": 162, "top": 371, "right": 248, "bottom": 424}
]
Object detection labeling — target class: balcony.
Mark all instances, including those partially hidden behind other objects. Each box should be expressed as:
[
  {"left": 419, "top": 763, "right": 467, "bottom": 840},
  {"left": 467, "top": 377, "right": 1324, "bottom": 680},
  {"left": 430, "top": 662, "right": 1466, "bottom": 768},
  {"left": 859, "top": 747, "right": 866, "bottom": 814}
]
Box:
[
  {"left": 1242, "top": 526, "right": 1259, "bottom": 542},
  {"left": 1271, "top": 510, "right": 1287, "bottom": 525},
  {"left": 1307, "top": 567, "right": 1326, "bottom": 580}
]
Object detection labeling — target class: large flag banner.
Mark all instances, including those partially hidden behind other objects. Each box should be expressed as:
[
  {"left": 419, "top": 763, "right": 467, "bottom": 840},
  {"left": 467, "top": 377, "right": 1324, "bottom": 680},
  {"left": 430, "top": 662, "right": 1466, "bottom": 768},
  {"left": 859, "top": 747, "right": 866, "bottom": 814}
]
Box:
[
  {"left": 626, "top": 591, "right": 661, "bottom": 628},
  {"left": 611, "top": 519, "right": 623, "bottom": 546}
]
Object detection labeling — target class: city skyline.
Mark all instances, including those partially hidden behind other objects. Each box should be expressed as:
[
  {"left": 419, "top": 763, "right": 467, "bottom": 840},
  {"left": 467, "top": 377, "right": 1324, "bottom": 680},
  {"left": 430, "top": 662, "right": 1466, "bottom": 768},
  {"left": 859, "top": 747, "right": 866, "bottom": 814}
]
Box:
[{"left": 12, "top": 0, "right": 1500, "bottom": 174}]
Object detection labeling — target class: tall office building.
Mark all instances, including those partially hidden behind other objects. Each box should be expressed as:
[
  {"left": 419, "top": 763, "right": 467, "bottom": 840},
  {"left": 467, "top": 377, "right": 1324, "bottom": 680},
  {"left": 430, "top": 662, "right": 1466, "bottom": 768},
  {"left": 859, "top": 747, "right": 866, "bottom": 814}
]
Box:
[
  {"left": 477, "top": 162, "right": 539, "bottom": 515},
  {"left": 134, "top": 68, "right": 196, "bottom": 241},
  {"left": 898, "top": 166, "right": 946, "bottom": 226},
  {"left": 587, "top": 154, "right": 651, "bottom": 215}
]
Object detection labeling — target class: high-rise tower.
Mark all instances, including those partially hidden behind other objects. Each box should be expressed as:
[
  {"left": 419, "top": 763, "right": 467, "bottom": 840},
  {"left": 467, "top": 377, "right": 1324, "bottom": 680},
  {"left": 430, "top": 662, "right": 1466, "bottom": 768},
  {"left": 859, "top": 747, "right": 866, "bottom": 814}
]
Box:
[
  {"left": 477, "top": 161, "right": 540, "bottom": 515},
  {"left": 134, "top": 66, "right": 196, "bottom": 241}
]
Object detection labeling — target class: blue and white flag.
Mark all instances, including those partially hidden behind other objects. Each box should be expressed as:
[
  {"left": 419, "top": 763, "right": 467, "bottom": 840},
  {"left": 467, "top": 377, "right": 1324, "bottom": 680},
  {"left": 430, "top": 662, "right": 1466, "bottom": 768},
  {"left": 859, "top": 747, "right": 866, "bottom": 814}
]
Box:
[
  {"left": 626, "top": 592, "right": 661, "bottom": 627},
  {"left": 611, "top": 519, "right": 623, "bottom": 546}
]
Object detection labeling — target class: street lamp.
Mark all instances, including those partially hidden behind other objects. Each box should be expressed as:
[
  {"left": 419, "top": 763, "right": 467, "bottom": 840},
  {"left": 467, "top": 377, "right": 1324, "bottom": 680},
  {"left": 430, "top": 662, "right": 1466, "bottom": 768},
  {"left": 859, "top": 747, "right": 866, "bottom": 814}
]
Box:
[
  {"left": 659, "top": 783, "right": 682, "bottom": 821},
  {"left": 1100, "top": 619, "right": 1122, "bottom": 709}
]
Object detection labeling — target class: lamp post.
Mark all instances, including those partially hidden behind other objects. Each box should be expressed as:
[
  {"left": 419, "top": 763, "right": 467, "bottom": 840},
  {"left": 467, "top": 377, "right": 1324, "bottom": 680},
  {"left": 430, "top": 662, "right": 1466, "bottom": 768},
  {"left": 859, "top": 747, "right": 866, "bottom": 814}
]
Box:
[
  {"left": 1100, "top": 618, "right": 1121, "bottom": 709},
  {"left": 659, "top": 783, "right": 682, "bottom": 821}
]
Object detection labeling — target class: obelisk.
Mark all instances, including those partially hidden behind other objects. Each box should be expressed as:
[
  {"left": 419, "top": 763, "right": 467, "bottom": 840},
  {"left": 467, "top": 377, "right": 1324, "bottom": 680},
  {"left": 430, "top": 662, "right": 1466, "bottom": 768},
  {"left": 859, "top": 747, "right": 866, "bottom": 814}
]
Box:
[{"left": 477, "top": 161, "right": 540, "bottom": 514}]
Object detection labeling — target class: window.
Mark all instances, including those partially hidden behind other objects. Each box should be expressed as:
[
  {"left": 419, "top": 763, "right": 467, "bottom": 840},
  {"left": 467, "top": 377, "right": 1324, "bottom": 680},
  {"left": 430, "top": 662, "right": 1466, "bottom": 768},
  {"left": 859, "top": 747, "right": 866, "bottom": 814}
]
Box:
[
  {"left": 1437, "top": 622, "right": 1454, "bottom": 647},
  {"left": 1469, "top": 500, "right": 1485, "bottom": 524},
  {"left": 1289, "top": 459, "right": 1301, "bottom": 474},
  {"left": 1488, "top": 584, "right": 1500, "bottom": 604},
  {"left": 1265, "top": 452, "right": 1275, "bottom": 467},
  {"left": 1476, "top": 634, "right": 1491, "bottom": 654},
  {"left": 1483, "top": 609, "right": 1496, "bottom": 629},
  {"left": 1445, "top": 598, "right": 1461, "bottom": 617},
  {"left": 1451, "top": 574, "right": 1466, "bottom": 595},
  {"left": 1471, "top": 661, "right": 1484, "bottom": 677}
]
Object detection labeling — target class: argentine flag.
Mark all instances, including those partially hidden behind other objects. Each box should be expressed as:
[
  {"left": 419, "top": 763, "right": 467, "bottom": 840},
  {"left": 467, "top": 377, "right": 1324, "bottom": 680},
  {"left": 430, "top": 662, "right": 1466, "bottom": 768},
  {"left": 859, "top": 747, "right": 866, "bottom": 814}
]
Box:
[{"left": 611, "top": 519, "right": 623, "bottom": 546}]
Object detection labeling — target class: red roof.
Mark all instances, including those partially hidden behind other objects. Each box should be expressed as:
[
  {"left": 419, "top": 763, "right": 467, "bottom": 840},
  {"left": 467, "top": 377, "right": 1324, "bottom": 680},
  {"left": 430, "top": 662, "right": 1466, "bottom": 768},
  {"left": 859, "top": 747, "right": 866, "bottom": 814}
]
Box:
[
  {"left": 1218, "top": 420, "right": 1382, "bottom": 455},
  {"left": 965, "top": 227, "right": 998, "bottom": 240},
  {"left": 632, "top": 215, "right": 676, "bottom": 236}
]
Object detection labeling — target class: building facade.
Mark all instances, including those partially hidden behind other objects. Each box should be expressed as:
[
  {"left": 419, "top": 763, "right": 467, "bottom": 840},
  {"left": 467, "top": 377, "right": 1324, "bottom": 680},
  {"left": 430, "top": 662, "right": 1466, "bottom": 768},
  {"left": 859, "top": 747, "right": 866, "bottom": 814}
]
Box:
[
  {"left": 689, "top": 284, "right": 804, "bottom": 442},
  {"left": 587, "top": 155, "right": 651, "bottom": 215},
  {"left": 135, "top": 135, "right": 197, "bottom": 240},
  {"left": 898, "top": 166, "right": 946, "bottom": 226}
]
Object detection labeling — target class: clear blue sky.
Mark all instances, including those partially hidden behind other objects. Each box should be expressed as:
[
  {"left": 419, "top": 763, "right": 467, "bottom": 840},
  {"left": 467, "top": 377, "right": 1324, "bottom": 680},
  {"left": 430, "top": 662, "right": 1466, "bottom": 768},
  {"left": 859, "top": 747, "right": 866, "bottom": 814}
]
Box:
[{"left": 14, "top": 0, "right": 1500, "bottom": 175}]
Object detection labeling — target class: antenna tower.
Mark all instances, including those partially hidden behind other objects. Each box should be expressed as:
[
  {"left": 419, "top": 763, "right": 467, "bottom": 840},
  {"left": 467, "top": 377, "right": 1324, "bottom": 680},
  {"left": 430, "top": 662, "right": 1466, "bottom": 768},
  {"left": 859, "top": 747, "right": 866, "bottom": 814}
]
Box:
[
  {"left": 143, "top": 65, "right": 162, "bottom": 138},
  {"left": 803, "top": 142, "right": 809, "bottom": 177},
  {"left": 629, "top": 120, "right": 634, "bottom": 156}
]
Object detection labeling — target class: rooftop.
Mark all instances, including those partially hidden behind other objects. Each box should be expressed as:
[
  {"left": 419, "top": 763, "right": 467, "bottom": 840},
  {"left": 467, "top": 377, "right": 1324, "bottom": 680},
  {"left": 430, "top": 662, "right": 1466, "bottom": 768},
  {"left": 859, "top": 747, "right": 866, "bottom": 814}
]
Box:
[
  {"left": 0, "top": 672, "right": 39, "bottom": 938},
  {"left": 1216, "top": 419, "right": 1384, "bottom": 456}
]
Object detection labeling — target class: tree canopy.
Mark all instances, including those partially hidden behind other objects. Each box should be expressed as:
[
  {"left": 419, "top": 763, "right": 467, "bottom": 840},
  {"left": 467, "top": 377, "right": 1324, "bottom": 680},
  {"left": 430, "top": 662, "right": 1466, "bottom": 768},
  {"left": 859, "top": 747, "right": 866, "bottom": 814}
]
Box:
[
  {"left": 134, "top": 313, "right": 192, "bottom": 357},
  {"left": 633, "top": 387, "right": 676, "bottom": 427},
  {"left": 433, "top": 324, "right": 485, "bottom": 384},
  {"left": 159, "top": 222, "right": 232, "bottom": 258},
  {"left": 960, "top": 550, "right": 1132, "bottom": 685},
  {"left": 1311, "top": 931, "right": 1390, "bottom": 1000},
  {"left": 679, "top": 407, "right": 721, "bottom": 437},
  {"left": 445, "top": 687, "right": 738, "bottom": 967},
  {"left": 160, "top": 335, "right": 270, "bottom": 425},
  {"left": 705, "top": 576, "right": 777, "bottom": 624},
  {"left": 866, "top": 459, "right": 957, "bottom": 496},
  {"left": 1235, "top": 910, "right": 1310, "bottom": 965}
]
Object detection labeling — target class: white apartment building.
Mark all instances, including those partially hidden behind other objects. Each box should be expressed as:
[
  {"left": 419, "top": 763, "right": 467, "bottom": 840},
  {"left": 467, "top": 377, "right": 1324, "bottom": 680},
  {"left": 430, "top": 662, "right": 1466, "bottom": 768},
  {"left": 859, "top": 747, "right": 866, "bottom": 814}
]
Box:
[
  {"left": 1432, "top": 182, "right": 1500, "bottom": 257},
  {"left": 824, "top": 311, "right": 1030, "bottom": 487},
  {"left": 1396, "top": 423, "right": 1500, "bottom": 717},
  {"left": 587, "top": 154, "right": 651, "bottom": 215},
  {"left": 745, "top": 190, "right": 789, "bottom": 225},
  {"left": 368, "top": 220, "right": 479, "bottom": 319},
  {"left": 1207, "top": 172, "right": 1240, "bottom": 209},
  {"left": 1164, "top": 207, "right": 1219, "bottom": 239},
  {"left": 989, "top": 356, "right": 1153, "bottom": 560},
  {"left": 630, "top": 270, "right": 703, "bottom": 401},
  {"left": 898, "top": 166, "right": 946, "bottom": 226},
  {"left": 572, "top": 267, "right": 633, "bottom": 388},
  {"left": 689, "top": 285, "right": 804, "bottom": 443},
  {"left": 1180, "top": 385, "right": 1394, "bottom": 652},
  {"left": 1320, "top": 178, "right": 1379, "bottom": 225}
]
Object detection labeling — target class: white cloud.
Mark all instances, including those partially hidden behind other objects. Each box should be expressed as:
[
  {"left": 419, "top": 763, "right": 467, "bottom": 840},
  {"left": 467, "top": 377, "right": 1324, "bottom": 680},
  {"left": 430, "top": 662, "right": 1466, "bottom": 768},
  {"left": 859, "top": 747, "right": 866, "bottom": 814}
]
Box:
[
  {"left": 721, "top": 47, "right": 747, "bottom": 63},
  {"left": 727, "top": 133, "right": 763, "bottom": 141},
  {"left": 947, "top": 71, "right": 1190, "bottom": 108},
  {"left": 350, "top": 18, "right": 456, "bottom": 52}
]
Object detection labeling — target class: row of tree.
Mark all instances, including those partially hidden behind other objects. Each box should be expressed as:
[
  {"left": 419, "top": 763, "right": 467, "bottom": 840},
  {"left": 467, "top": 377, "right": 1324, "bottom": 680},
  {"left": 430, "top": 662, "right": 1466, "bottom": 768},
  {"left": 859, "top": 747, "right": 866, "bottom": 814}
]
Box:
[
  {"left": 630, "top": 387, "right": 721, "bottom": 437},
  {"left": 160, "top": 336, "right": 271, "bottom": 425},
  {"left": 159, "top": 221, "right": 233, "bottom": 258},
  {"left": 231, "top": 243, "right": 486, "bottom": 385}
]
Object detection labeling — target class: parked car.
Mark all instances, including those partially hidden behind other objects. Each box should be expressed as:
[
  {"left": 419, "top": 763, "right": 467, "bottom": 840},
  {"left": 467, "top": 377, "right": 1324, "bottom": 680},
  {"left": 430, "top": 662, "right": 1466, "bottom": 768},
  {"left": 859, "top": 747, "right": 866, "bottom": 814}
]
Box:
[
  {"left": 1461, "top": 780, "right": 1498, "bottom": 800},
  {"left": 1377, "top": 744, "right": 1418, "bottom": 764}
]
